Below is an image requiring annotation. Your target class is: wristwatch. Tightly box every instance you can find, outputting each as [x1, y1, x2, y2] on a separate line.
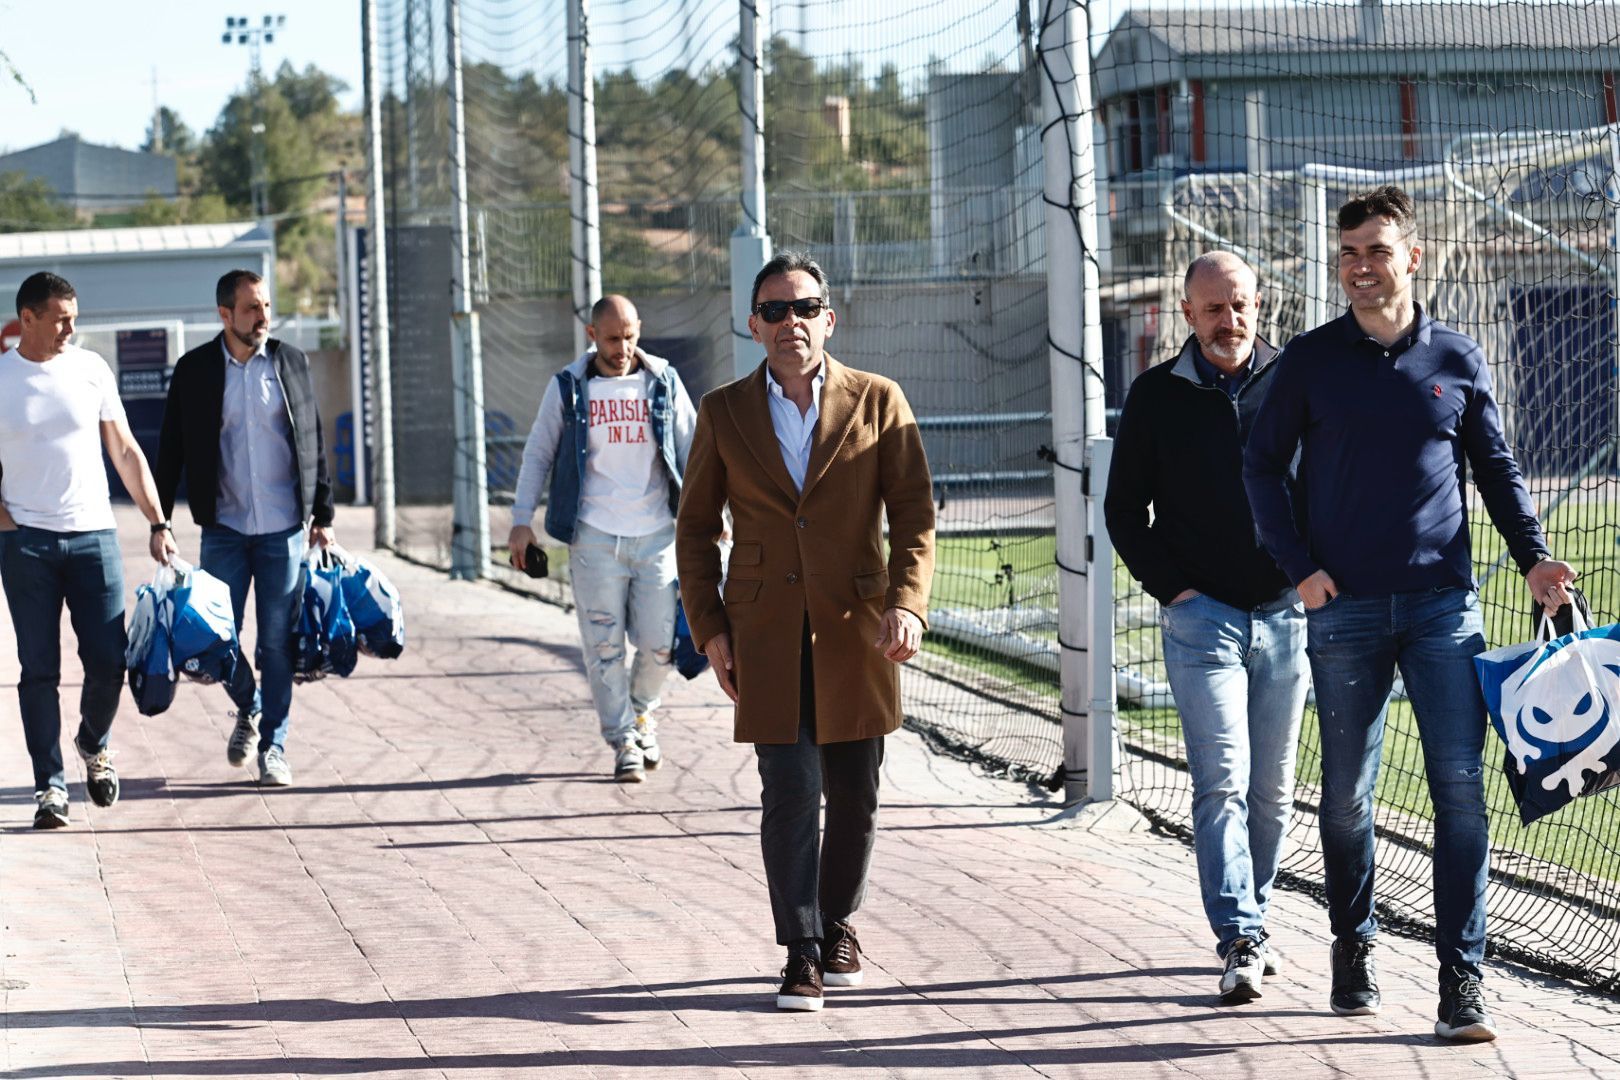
[150, 520, 171, 535]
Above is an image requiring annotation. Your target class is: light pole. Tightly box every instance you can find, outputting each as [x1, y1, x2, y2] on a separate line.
[222, 14, 286, 221]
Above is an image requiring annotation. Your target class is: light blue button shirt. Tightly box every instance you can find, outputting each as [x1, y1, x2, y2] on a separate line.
[217, 339, 301, 535]
[765, 363, 825, 493]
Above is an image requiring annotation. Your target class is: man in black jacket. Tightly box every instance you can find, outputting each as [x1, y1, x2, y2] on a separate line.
[156, 269, 335, 787]
[1104, 251, 1308, 1004]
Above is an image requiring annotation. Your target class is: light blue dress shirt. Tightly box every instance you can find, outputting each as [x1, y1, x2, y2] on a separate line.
[217, 339, 302, 536]
[765, 363, 825, 493]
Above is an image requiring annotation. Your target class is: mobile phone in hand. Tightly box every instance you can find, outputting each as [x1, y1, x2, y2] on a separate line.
[522, 542, 549, 579]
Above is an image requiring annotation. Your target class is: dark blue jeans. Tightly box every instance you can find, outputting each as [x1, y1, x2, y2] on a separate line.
[0, 526, 127, 792]
[200, 524, 303, 753]
[1305, 586, 1490, 977]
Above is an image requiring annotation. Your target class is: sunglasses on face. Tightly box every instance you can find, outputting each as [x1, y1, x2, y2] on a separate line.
[752, 298, 828, 323]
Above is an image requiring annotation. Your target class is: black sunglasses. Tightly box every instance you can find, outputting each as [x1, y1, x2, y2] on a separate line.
[753, 298, 828, 323]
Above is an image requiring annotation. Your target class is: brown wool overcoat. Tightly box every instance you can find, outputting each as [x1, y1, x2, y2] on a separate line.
[675, 356, 936, 745]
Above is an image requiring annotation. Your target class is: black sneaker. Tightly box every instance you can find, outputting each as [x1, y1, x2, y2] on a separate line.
[777, 942, 824, 1011]
[1435, 966, 1497, 1042]
[1330, 938, 1380, 1016]
[75, 738, 119, 809]
[33, 787, 70, 829]
[822, 920, 863, 987]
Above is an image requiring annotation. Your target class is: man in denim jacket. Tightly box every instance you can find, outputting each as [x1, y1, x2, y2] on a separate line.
[508, 295, 697, 781]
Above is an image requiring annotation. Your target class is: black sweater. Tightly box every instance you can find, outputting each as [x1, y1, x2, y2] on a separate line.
[156, 334, 335, 529]
[1104, 335, 1295, 610]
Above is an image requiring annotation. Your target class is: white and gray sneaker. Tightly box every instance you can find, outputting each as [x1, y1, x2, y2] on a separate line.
[1219, 936, 1264, 1003]
[613, 740, 645, 784]
[227, 709, 260, 767]
[634, 714, 662, 770]
[257, 747, 293, 787]
[1258, 937, 1282, 977]
[33, 786, 70, 829]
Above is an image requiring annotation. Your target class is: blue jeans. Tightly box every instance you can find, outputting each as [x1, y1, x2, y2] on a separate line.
[0, 527, 127, 792]
[200, 524, 304, 753]
[1160, 590, 1309, 957]
[568, 520, 677, 746]
[1305, 586, 1490, 977]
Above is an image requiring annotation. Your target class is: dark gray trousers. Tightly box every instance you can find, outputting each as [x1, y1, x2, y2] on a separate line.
[754, 620, 885, 945]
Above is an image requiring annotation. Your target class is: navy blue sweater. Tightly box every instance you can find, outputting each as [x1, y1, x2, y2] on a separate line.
[1243, 307, 1548, 595]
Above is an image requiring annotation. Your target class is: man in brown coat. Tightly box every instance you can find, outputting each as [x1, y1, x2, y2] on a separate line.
[676, 250, 935, 1012]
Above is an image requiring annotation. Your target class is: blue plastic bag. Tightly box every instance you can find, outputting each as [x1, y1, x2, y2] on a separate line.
[672, 590, 708, 680]
[290, 547, 358, 682]
[167, 561, 243, 686]
[337, 552, 406, 660]
[1476, 606, 1620, 825]
[126, 567, 177, 716]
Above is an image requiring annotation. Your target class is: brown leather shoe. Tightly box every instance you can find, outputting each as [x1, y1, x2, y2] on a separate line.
[777, 945, 824, 1011]
[823, 921, 863, 987]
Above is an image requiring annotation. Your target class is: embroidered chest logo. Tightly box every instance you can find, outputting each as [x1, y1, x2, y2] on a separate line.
[1432, 385, 1443, 398]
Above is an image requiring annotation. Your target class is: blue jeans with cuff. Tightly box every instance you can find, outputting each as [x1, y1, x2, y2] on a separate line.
[567, 520, 677, 746]
[1305, 586, 1490, 977]
[200, 524, 304, 753]
[0, 526, 127, 793]
[1160, 589, 1309, 958]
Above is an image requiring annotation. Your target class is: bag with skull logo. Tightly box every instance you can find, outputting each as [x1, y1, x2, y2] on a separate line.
[1475, 591, 1620, 825]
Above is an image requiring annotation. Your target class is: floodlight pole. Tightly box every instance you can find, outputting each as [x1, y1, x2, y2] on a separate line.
[567, 0, 603, 357]
[732, 0, 772, 378]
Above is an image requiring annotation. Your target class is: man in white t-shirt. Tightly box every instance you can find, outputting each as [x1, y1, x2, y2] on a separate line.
[0, 272, 176, 829]
[508, 295, 696, 782]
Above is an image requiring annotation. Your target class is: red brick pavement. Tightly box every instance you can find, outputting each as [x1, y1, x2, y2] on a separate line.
[2, 508, 1619, 1079]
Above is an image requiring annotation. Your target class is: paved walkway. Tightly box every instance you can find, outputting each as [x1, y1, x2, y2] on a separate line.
[3, 509, 1620, 1079]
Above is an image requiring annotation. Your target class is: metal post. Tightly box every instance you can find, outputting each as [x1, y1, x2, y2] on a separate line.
[1041, 0, 1109, 804]
[362, 0, 395, 548]
[447, 0, 490, 580]
[334, 168, 347, 340]
[1301, 167, 1329, 330]
[568, 0, 602, 358]
[1087, 436, 1116, 801]
[1244, 89, 1268, 263]
[404, 0, 420, 211]
[732, 0, 773, 379]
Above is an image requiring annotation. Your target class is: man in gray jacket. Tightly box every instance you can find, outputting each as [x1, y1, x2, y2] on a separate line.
[508, 296, 696, 782]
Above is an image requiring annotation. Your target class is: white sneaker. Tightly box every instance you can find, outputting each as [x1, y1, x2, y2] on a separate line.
[227, 709, 259, 767]
[613, 740, 645, 783]
[1258, 937, 1282, 977]
[257, 747, 293, 787]
[1219, 937, 1264, 1003]
[634, 714, 662, 770]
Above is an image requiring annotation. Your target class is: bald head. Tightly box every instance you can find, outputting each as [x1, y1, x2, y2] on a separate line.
[586, 294, 643, 376]
[1179, 251, 1262, 373]
[1182, 251, 1256, 298]
[590, 294, 638, 326]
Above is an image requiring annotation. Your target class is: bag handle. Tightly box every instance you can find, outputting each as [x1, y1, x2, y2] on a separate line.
[1537, 602, 1591, 641]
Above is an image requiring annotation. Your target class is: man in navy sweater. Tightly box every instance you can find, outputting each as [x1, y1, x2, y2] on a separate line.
[1106, 252, 1308, 1004]
[1244, 185, 1577, 1042]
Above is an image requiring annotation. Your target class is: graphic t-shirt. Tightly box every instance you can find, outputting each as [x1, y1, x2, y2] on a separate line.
[0, 345, 125, 531]
[576, 370, 671, 537]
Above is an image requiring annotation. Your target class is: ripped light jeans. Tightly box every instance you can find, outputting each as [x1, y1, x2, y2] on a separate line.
[568, 520, 678, 747]
[1306, 585, 1490, 976]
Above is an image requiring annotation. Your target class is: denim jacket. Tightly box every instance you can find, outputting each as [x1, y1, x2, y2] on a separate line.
[511, 349, 697, 544]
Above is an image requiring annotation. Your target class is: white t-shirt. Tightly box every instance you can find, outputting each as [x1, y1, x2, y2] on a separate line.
[0, 345, 125, 532]
[576, 370, 672, 538]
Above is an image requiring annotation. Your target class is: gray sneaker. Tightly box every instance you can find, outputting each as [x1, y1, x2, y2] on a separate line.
[634, 714, 662, 770]
[33, 786, 69, 829]
[1219, 937, 1264, 1003]
[1258, 937, 1282, 977]
[613, 740, 645, 784]
[227, 709, 260, 767]
[257, 747, 293, 787]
